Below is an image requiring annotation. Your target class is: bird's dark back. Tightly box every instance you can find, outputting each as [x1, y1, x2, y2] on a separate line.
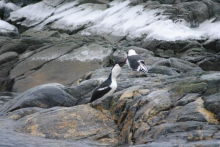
[89, 74, 112, 102]
[128, 55, 142, 70]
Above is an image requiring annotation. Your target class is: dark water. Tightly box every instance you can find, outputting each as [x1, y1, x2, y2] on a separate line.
[0, 93, 108, 147]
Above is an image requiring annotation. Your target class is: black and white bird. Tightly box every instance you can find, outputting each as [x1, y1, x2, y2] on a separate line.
[90, 61, 125, 103]
[126, 49, 148, 73]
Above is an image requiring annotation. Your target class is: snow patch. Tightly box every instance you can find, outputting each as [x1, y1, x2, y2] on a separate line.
[0, 19, 17, 33]
[5, 2, 20, 10]
[10, 2, 55, 27]
[8, 0, 220, 41]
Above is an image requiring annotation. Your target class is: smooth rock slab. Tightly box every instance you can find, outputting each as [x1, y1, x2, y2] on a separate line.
[13, 105, 119, 145]
[0, 83, 77, 115]
[10, 41, 113, 92]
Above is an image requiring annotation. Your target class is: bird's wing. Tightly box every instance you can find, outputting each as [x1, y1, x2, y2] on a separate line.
[127, 55, 143, 70]
[138, 60, 148, 73]
[90, 80, 111, 102]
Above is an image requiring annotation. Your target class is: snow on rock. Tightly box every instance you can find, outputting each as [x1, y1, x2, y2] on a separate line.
[0, 19, 18, 33]
[59, 43, 113, 62]
[8, 0, 220, 41]
[3, 2, 20, 19]
[9, 1, 56, 27]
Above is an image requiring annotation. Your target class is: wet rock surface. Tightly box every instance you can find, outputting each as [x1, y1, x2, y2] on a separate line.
[0, 0, 220, 146]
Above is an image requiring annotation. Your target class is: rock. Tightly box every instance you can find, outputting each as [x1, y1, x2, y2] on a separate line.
[175, 1, 209, 25]
[0, 36, 12, 49]
[88, 70, 220, 145]
[152, 58, 203, 73]
[203, 93, 220, 120]
[203, 39, 220, 53]
[0, 52, 18, 91]
[167, 98, 218, 123]
[0, 39, 27, 54]
[200, 72, 220, 95]
[0, 1, 5, 19]
[0, 51, 18, 78]
[0, 83, 77, 116]
[0, 66, 220, 146]
[148, 65, 179, 76]
[4, 0, 42, 7]
[176, 93, 201, 106]
[0, 119, 107, 147]
[0, 37, 51, 54]
[13, 105, 119, 145]
[3, 2, 20, 19]
[0, 20, 19, 38]
[197, 56, 220, 71]
[6, 107, 44, 120]
[0, 51, 18, 66]
[10, 39, 113, 92]
[22, 30, 61, 38]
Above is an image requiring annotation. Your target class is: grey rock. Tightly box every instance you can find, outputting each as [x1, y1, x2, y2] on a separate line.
[150, 65, 179, 75]
[0, 51, 18, 66]
[13, 105, 119, 145]
[0, 83, 77, 116]
[152, 58, 203, 73]
[0, 52, 18, 91]
[4, 0, 42, 7]
[5, 107, 44, 120]
[0, 37, 12, 49]
[11, 42, 112, 92]
[0, 37, 51, 54]
[22, 30, 61, 38]
[197, 57, 220, 71]
[176, 93, 201, 106]
[203, 93, 220, 120]
[3, 2, 20, 19]
[0, 20, 19, 38]
[0, 1, 5, 19]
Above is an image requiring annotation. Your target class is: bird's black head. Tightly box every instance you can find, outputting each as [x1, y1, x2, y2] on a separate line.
[115, 58, 126, 67]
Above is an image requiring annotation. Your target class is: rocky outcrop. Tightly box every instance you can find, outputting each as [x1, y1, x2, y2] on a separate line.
[8, 35, 113, 92]
[0, 83, 77, 116]
[6, 0, 220, 40]
[0, 0, 220, 146]
[0, 68, 220, 146]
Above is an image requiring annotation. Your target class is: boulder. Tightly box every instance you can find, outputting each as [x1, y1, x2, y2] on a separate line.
[0, 20, 19, 38]
[13, 105, 119, 145]
[0, 83, 77, 116]
[4, 0, 42, 7]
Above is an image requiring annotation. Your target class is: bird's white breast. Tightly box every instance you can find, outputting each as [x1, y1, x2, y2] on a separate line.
[105, 80, 117, 97]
